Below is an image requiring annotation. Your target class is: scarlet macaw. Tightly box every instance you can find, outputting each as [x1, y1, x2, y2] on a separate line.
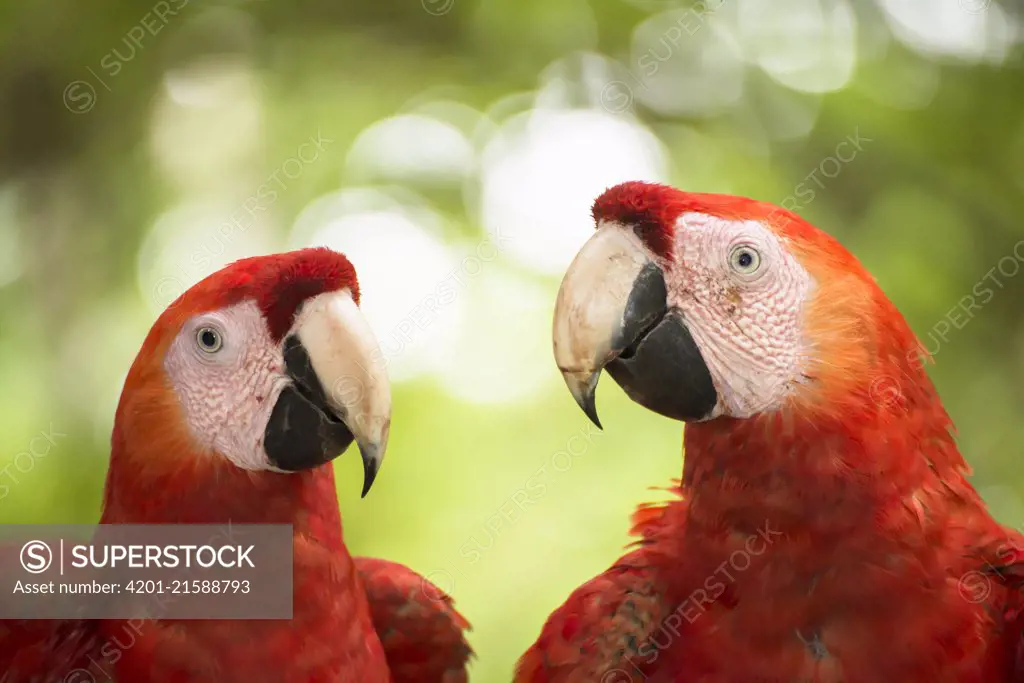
[3, 248, 471, 683]
[516, 181, 1024, 683]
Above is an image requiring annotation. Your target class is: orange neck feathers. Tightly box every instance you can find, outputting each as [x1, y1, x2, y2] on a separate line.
[673, 200, 979, 537]
[103, 425, 344, 539]
[95, 248, 392, 681]
[100, 309, 382, 681]
[681, 254, 977, 543]
[100, 247, 363, 540]
[101, 328, 345, 546]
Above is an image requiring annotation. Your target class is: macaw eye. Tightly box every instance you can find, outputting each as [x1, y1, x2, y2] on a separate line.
[729, 245, 761, 275]
[195, 326, 223, 353]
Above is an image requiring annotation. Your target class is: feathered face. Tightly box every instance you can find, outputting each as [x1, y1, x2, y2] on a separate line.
[118, 248, 390, 497]
[554, 181, 892, 425]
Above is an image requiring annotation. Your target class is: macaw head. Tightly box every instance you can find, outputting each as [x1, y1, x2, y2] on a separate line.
[105, 247, 390, 522]
[552, 181, 931, 428]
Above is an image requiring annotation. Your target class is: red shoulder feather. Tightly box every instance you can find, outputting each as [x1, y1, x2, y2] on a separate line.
[355, 557, 472, 683]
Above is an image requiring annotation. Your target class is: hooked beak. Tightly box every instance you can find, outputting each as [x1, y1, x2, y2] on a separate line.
[552, 226, 717, 427]
[264, 289, 391, 497]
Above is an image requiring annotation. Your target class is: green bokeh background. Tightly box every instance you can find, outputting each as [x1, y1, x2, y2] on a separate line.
[1, 0, 1022, 680]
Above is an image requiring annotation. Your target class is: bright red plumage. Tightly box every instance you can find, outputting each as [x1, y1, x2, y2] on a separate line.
[518, 184, 1024, 682]
[1, 248, 471, 682]
[356, 557, 473, 683]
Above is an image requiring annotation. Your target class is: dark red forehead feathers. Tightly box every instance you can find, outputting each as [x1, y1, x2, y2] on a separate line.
[591, 181, 690, 261]
[177, 247, 360, 342]
[591, 181, 781, 261]
[256, 248, 359, 341]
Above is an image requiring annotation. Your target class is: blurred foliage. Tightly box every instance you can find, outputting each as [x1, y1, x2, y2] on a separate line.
[0, 0, 1022, 680]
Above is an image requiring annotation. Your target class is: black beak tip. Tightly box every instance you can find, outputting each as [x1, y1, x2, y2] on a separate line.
[568, 373, 603, 430]
[581, 395, 603, 430]
[360, 454, 379, 498]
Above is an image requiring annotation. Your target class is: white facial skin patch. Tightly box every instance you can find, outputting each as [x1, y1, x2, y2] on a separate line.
[667, 213, 815, 419]
[163, 300, 291, 471]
